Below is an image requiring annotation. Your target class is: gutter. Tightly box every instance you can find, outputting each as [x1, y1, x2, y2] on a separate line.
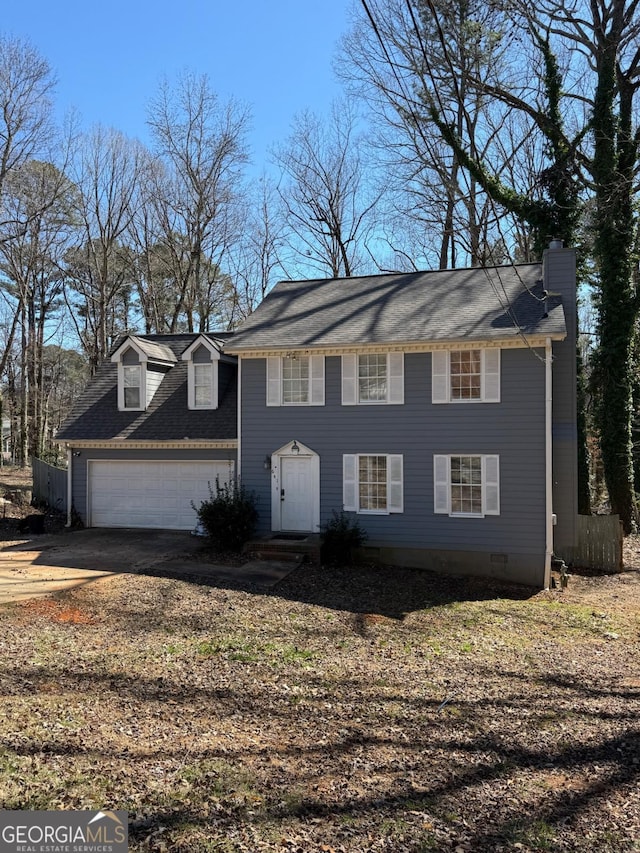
[236, 357, 242, 480]
[544, 337, 553, 590]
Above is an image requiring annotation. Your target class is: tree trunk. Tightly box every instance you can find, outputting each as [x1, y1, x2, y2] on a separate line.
[592, 28, 638, 533]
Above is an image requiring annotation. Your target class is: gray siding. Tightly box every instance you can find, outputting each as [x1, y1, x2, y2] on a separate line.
[70, 446, 237, 526]
[193, 344, 211, 363]
[240, 349, 547, 583]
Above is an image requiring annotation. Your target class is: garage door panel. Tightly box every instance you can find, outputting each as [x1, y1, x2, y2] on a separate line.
[89, 460, 234, 529]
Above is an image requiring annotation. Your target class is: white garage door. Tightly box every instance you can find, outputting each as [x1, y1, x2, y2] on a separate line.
[89, 460, 235, 530]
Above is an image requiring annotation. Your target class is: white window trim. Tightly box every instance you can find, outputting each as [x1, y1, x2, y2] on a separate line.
[117, 362, 145, 412]
[266, 355, 325, 406]
[341, 352, 404, 405]
[181, 337, 221, 410]
[433, 454, 500, 517]
[186, 360, 218, 410]
[432, 348, 500, 403]
[343, 453, 403, 514]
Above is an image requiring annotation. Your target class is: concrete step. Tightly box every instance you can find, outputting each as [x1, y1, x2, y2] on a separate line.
[246, 549, 305, 563]
[244, 533, 321, 563]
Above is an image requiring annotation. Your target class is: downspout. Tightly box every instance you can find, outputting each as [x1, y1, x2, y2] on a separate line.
[236, 358, 242, 481]
[544, 337, 553, 590]
[65, 445, 72, 527]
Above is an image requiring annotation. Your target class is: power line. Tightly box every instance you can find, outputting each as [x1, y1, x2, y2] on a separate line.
[360, 0, 549, 361]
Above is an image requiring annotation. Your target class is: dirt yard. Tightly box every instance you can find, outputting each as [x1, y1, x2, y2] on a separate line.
[1, 465, 639, 851]
[0, 549, 638, 851]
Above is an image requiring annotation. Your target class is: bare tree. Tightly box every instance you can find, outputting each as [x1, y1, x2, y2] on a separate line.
[339, 0, 516, 268]
[347, 0, 640, 527]
[273, 100, 380, 278]
[64, 126, 145, 372]
[0, 160, 78, 462]
[339, 0, 562, 267]
[227, 174, 288, 322]
[145, 72, 250, 332]
[0, 35, 56, 241]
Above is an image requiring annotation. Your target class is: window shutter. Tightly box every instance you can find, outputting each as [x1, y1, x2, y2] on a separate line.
[342, 354, 357, 405]
[433, 455, 450, 514]
[432, 351, 449, 403]
[387, 454, 404, 512]
[483, 455, 500, 515]
[343, 454, 358, 511]
[483, 349, 501, 402]
[388, 352, 404, 404]
[310, 355, 325, 405]
[266, 357, 281, 406]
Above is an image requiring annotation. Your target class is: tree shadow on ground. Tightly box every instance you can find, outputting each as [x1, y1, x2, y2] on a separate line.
[145, 558, 535, 621]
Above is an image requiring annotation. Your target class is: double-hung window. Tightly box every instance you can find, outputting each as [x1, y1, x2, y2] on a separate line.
[266, 355, 325, 406]
[182, 338, 220, 410]
[433, 454, 500, 517]
[342, 353, 404, 404]
[358, 354, 388, 402]
[343, 453, 403, 514]
[432, 348, 500, 403]
[123, 365, 142, 410]
[193, 363, 214, 407]
[282, 355, 310, 403]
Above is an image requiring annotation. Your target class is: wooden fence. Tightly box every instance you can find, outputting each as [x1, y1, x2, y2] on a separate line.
[572, 514, 623, 572]
[31, 457, 67, 514]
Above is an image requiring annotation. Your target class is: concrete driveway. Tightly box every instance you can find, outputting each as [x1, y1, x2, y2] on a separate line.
[0, 528, 296, 605]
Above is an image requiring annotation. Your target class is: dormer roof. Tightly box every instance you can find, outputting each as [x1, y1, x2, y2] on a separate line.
[57, 333, 237, 443]
[110, 335, 176, 365]
[181, 334, 223, 361]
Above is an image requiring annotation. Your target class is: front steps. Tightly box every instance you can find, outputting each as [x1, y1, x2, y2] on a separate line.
[244, 533, 321, 564]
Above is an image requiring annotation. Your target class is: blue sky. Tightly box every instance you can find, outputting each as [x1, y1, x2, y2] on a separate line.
[3, 1, 354, 171]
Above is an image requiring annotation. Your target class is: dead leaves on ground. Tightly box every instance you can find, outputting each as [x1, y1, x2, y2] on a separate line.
[1, 560, 640, 852]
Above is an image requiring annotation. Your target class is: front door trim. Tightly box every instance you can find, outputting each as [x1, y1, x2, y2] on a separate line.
[270, 439, 320, 533]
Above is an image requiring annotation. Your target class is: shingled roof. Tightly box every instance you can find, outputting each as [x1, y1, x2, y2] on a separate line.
[56, 334, 237, 443]
[226, 263, 566, 352]
[125, 336, 176, 364]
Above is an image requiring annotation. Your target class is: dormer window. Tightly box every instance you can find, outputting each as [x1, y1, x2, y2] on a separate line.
[115, 347, 146, 412]
[111, 335, 176, 412]
[181, 337, 221, 410]
[194, 362, 213, 407]
[123, 365, 141, 409]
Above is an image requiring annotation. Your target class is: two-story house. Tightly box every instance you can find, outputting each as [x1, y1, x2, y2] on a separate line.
[226, 243, 578, 588]
[56, 245, 578, 588]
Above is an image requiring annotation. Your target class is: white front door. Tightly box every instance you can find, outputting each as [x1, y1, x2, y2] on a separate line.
[271, 440, 320, 533]
[280, 456, 314, 531]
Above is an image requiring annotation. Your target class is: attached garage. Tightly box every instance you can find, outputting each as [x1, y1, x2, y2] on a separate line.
[88, 460, 234, 530]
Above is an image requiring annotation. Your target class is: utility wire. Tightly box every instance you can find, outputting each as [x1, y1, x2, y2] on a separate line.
[360, 0, 558, 362]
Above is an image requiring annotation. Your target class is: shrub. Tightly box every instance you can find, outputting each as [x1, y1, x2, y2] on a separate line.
[193, 479, 258, 552]
[320, 510, 368, 565]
